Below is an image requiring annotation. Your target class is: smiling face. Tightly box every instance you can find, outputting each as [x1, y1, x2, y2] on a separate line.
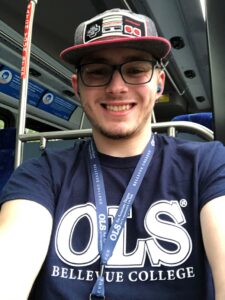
[72, 47, 165, 141]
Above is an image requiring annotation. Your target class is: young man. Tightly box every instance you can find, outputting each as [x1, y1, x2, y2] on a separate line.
[0, 8, 225, 300]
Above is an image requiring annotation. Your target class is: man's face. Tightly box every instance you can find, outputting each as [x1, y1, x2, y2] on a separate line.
[72, 47, 165, 140]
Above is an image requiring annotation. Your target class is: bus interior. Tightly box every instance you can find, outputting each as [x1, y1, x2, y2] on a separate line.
[0, 0, 225, 189]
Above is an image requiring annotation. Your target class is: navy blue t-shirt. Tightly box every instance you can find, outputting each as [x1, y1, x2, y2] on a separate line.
[1, 134, 225, 300]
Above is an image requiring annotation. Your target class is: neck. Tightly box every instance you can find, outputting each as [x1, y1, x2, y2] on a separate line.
[92, 124, 152, 157]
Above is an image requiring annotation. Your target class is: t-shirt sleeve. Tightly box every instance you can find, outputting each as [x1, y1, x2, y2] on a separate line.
[0, 153, 56, 215]
[199, 141, 225, 208]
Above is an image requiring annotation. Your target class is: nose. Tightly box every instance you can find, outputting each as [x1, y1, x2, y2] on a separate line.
[105, 70, 128, 94]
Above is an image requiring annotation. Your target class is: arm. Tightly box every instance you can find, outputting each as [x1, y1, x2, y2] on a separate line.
[200, 196, 225, 300]
[0, 199, 53, 300]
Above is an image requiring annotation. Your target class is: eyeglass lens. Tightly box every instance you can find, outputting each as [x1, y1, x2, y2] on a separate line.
[79, 61, 156, 87]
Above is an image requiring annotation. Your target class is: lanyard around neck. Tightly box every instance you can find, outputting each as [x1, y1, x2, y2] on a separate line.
[88, 135, 155, 299]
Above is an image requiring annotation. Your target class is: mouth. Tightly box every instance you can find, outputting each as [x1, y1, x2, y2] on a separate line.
[102, 103, 135, 112]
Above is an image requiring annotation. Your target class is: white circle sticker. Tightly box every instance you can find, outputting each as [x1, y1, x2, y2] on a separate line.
[42, 92, 54, 105]
[0, 70, 13, 84]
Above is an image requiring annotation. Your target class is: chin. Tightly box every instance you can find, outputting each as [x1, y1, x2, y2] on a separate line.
[98, 127, 137, 140]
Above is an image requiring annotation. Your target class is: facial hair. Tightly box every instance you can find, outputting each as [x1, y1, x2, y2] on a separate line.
[82, 103, 152, 141]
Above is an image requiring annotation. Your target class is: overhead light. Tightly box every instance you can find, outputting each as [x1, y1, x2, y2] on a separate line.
[200, 0, 206, 21]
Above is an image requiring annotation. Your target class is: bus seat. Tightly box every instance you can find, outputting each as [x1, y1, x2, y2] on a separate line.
[0, 127, 16, 191]
[172, 113, 213, 130]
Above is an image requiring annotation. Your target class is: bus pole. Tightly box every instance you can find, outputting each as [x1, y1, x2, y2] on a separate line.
[14, 0, 38, 168]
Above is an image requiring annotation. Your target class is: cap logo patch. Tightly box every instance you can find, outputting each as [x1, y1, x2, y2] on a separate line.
[86, 24, 101, 39]
[84, 13, 147, 43]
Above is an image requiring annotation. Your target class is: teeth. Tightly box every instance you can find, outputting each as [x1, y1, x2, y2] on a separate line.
[106, 104, 131, 112]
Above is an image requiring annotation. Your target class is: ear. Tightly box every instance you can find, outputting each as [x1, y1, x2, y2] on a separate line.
[156, 70, 166, 98]
[71, 74, 80, 98]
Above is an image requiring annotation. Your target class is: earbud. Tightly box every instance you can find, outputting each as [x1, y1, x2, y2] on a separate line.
[157, 85, 161, 93]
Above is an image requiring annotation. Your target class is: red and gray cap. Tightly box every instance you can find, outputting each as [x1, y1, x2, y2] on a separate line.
[60, 8, 171, 66]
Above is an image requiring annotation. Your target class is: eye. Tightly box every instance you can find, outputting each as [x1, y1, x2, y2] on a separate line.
[84, 64, 110, 77]
[124, 62, 152, 77]
[126, 67, 145, 74]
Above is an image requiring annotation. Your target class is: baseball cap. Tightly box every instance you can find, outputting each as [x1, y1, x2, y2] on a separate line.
[60, 8, 171, 66]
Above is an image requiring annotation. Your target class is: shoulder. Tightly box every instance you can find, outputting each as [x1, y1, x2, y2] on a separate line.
[155, 134, 225, 158]
[7, 139, 90, 194]
[22, 138, 90, 170]
[0, 139, 91, 213]
[155, 134, 225, 184]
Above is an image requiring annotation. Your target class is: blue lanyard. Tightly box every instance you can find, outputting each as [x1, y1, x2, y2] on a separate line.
[88, 134, 155, 299]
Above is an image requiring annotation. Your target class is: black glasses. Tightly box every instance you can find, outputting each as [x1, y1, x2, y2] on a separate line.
[77, 60, 160, 87]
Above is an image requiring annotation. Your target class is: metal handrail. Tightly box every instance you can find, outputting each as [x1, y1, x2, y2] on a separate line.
[151, 121, 214, 140]
[19, 121, 214, 143]
[14, 0, 38, 168]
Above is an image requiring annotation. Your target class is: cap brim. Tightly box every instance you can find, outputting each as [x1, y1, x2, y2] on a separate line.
[60, 36, 171, 65]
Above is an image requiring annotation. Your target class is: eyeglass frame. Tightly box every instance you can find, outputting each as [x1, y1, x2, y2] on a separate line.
[76, 60, 161, 87]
